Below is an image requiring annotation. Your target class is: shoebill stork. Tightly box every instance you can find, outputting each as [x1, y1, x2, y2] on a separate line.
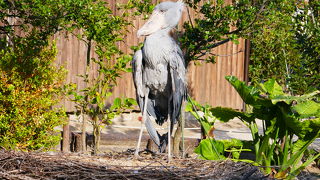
[132, 1, 186, 160]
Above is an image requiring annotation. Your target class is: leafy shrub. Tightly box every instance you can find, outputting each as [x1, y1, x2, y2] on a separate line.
[194, 138, 251, 161]
[1, 0, 151, 153]
[211, 76, 319, 178]
[181, 0, 319, 94]
[59, 0, 156, 154]
[248, 1, 320, 94]
[187, 76, 319, 178]
[0, 45, 66, 151]
[186, 99, 251, 161]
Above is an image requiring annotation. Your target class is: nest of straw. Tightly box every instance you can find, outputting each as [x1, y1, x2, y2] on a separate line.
[0, 149, 269, 180]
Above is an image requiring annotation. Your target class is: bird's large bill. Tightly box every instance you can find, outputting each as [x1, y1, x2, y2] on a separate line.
[137, 11, 166, 37]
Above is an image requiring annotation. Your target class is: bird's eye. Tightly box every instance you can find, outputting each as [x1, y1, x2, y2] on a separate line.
[159, 10, 165, 13]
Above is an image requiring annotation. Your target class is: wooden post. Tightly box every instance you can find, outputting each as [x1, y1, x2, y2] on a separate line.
[62, 118, 70, 153]
[74, 133, 82, 152]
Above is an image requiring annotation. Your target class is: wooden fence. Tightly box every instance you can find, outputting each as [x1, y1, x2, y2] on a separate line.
[54, 0, 248, 112]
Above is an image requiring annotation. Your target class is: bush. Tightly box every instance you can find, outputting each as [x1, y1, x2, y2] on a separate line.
[248, 1, 320, 94]
[0, 44, 66, 151]
[0, 0, 150, 152]
[211, 76, 320, 178]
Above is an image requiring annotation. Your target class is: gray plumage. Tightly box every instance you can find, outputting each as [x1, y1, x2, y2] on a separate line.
[132, 1, 187, 154]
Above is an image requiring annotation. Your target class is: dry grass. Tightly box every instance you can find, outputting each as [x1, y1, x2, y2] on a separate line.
[0, 149, 267, 180]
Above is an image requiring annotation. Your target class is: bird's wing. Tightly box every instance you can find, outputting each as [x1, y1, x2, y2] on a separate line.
[167, 46, 187, 124]
[132, 49, 158, 118]
[132, 50, 162, 149]
[132, 50, 144, 98]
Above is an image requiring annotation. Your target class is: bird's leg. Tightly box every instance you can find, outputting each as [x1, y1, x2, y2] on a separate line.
[167, 69, 176, 162]
[134, 119, 144, 158]
[167, 95, 173, 162]
[134, 90, 149, 158]
[167, 113, 171, 162]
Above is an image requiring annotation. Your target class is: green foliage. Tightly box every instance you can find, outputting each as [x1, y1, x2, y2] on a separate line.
[136, 0, 319, 93]
[181, 0, 319, 94]
[0, 0, 144, 152]
[107, 97, 137, 121]
[194, 138, 252, 161]
[0, 0, 81, 151]
[248, 0, 320, 94]
[186, 98, 252, 161]
[186, 98, 217, 135]
[120, 0, 155, 19]
[60, 0, 144, 154]
[211, 76, 320, 178]
[194, 138, 225, 160]
[187, 75, 319, 178]
[0, 45, 66, 151]
[182, 0, 259, 64]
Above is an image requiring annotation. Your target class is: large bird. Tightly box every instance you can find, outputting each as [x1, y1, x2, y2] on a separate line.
[132, 0, 187, 159]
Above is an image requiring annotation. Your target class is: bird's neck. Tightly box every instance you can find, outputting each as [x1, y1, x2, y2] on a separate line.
[147, 27, 173, 39]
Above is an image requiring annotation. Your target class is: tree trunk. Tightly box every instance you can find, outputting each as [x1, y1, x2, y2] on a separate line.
[92, 116, 100, 155]
[82, 40, 91, 152]
[81, 111, 86, 152]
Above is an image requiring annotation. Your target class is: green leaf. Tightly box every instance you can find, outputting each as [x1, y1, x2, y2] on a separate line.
[210, 106, 254, 123]
[278, 104, 320, 139]
[185, 101, 194, 112]
[113, 97, 122, 108]
[290, 152, 320, 178]
[260, 79, 284, 96]
[271, 90, 320, 105]
[7, 84, 15, 91]
[194, 139, 225, 160]
[225, 76, 271, 107]
[91, 97, 97, 104]
[292, 100, 320, 118]
[282, 137, 316, 173]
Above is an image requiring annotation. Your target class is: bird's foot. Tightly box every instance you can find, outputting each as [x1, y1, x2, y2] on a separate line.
[167, 155, 172, 163]
[134, 151, 141, 159]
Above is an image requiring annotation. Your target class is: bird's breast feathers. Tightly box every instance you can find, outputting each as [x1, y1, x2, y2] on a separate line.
[144, 64, 169, 92]
[141, 33, 186, 93]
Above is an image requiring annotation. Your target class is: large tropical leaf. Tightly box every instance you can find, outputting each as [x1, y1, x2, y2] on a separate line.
[280, 106, 320, 139]
[225, 76, 260, 105]
[292, 100, 320, 118]
[210, 106, 254, 123]
[225, 76, 273, 107]
[271, 90, 320, 105]
[194, 139, 225, 160]
[299, 118, 320, 139]
[259, 79, 284, 97]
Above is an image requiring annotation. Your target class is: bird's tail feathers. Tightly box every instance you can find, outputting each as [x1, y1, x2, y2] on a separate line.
[159, 133, 168, 153]
[145, 115, 161, 147]
[145, 114, 173, 153]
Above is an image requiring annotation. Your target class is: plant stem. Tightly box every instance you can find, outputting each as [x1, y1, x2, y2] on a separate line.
[81, 110, 86, 152]
[92, 115, 100, 155]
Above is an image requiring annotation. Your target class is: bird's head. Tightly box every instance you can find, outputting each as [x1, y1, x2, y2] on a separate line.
[137, 0, 185, 37]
